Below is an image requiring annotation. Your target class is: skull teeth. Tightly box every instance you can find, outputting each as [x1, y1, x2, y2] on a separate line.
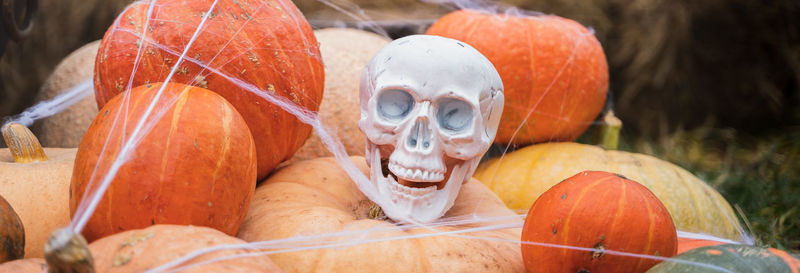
[388, 162, 445, 183]
[387, 174, 436, 198]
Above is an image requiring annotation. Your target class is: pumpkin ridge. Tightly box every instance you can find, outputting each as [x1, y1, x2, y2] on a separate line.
[559, 175, 613, 258]
[606, 176, 627, 253]
[158, 88, 189, 182]
[669, 161, 706, 232]
[634, 185, 655, 270]
[210, 99, 234, 186]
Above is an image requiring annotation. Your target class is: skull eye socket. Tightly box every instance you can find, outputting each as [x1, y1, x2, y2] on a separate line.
[377, 89, 414, 121]
[436, 98, 473, 132]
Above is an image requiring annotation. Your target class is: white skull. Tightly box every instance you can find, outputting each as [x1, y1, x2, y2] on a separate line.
[358, 35, 504, 223]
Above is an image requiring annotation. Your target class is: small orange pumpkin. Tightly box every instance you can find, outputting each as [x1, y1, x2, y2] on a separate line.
[71, 82, 256, 242]
[522, 171, 677, 273]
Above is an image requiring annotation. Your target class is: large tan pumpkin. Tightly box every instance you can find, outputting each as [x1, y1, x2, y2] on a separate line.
[0, 123, 72, 258]
[31, 41, 100, 148]
[238, 156, 524, 273]
[0, 258, 45, 273]
[89, 225, 280, 273]
[0, 225, 283, 273]
[473, 142, 747, 241]
[289, 28, 390, 161]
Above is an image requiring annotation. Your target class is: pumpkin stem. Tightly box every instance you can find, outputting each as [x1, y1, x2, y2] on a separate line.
[44, 228, 95, 273]
[597, 110, 621, 150]
[368, 204, 389, 221]
[1, 122, 48, 163]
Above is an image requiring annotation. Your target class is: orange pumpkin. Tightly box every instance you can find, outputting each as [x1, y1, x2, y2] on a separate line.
[522, 171, 677, 273]
[427, 10, 608, 145]
[70, 82, 256, 242]
[94, 0, 325, 179]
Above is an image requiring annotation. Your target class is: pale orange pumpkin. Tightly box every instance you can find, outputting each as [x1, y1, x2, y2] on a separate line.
[289, 28, 390, 161]
[1, 123, 73, 258]
[237, 156, 524, 273]
[89, 225, 280, 273]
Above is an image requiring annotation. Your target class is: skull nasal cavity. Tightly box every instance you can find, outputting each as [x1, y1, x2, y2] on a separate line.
[407, 119, 432, 151]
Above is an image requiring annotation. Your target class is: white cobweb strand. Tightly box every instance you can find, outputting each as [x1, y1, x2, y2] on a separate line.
[2, 79, 93, 127]
[70, 0, 221, 234]
[34, 0, 750, 272]
[104, 27, 393, 222]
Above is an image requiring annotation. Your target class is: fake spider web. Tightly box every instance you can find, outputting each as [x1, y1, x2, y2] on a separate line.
[1, 0, 753, 272]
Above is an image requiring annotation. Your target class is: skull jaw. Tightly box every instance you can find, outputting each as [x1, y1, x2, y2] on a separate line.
[366, 143, 470, 223]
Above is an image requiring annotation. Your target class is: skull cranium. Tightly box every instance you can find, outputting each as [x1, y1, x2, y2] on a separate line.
[358, 35, 504, 222]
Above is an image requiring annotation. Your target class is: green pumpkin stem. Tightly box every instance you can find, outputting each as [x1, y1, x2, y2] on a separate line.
[597, 110, 622, 150]
[1, 122, 49, 163]
[44, 228, 95, 273]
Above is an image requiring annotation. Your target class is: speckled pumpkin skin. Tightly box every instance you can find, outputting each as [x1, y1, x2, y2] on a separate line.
[427, 10, 608, 145]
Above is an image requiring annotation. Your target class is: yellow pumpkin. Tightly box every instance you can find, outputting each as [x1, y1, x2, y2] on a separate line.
[474, 141, 746, 241]
[0, 123, 72, 258]
[290, 28, 390, 161]
[238, 156, 524, 273]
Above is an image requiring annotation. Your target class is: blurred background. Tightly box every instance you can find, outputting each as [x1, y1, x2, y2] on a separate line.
[0, 0, 797, 250]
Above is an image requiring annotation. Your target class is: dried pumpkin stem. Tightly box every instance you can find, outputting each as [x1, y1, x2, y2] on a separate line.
[368, 204, 389, 221]
[1, 122, 48, 163]
[44, 228, 94, 273]
[597, 110, 622, 150]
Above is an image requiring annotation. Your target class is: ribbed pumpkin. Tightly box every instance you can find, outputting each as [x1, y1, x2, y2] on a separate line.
[89, 225, 281, 273]
[0, 123, 73, 258]
[647, 244, 800, 272]
[0, 226, 283, 273]
[522, 171, 677, 273]
[71, 82, 256, 242]
[237, 157, 525, 273]
[473, 142, 746, 241]
[426, 10, 608, 145]
[289, 28, 390, 161]
[31, 40, 100, 148]
[94, 0, 325, 179]
[0, 194, 24, 263]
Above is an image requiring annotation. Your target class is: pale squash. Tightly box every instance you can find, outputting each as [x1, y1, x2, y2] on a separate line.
[0, 258, 45, 273]
[289, 28, 390, 161]
[31, 41, 100, 148]
[0, 123, 73, 258]
[89, 225, 281, 273]
[238, 156, 524, 273]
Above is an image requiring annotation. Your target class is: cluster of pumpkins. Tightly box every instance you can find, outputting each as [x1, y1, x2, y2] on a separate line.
[0, 0, 797, 272]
